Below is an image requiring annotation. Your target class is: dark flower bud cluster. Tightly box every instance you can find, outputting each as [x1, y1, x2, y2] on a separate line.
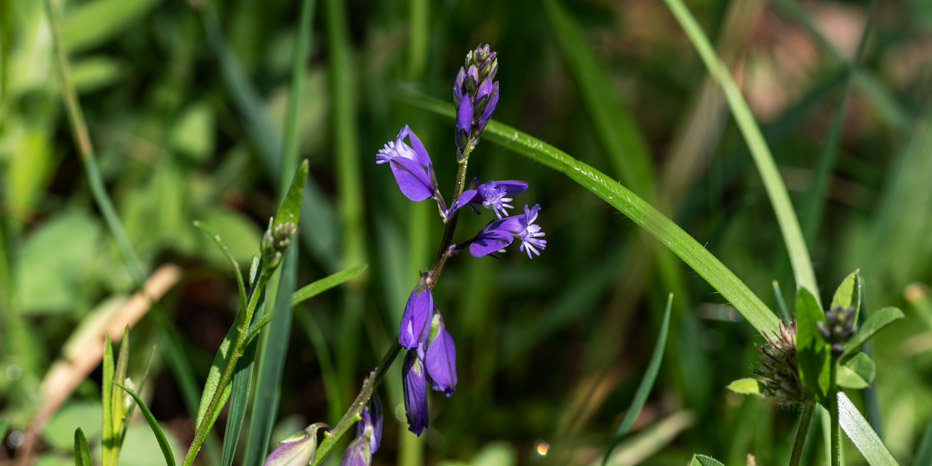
[454, 44, 499, 157]
[818, 305, 855, 357]
[261, 220, 298, 270]
[754, 320, 807, 405]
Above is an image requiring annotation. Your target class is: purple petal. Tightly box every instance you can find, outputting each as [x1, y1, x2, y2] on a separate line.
[454, 67, 465, 105]
[402, 350, 429, 436]
[468, 230, 514, 257]
[356, 394, 382, 453]
[456, 97, 474, 148]
[399, 286, 433, 349]
[339, 435, 371, 466]
[401, 125, 433, 172]
[425, 317, 457, 396]
[476, 78, 493, 107]
[446, 188, 479, 216]
[389, 157, 435, 202]
[479, 82, 499, 130]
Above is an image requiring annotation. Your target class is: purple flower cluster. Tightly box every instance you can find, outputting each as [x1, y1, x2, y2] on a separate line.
[374, 44, 547, 440]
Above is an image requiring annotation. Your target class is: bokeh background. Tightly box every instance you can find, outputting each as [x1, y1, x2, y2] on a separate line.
[3, 0, 932, 464]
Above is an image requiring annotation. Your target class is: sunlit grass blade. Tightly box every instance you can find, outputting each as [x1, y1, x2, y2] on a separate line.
[102, 334, 114, 466]
[602, 294, 673, 465]
[194, 220, 248, 313]
[398, 90, 780, 335]
[291, 264, 368, 307]
[399, 90, 898, 466]
[74, 428, 93, 466]
[662, 0, 819, 305]
[110, 326, 130, 463]
[544, 0, 654, 196]
[115, 382, 177, 466]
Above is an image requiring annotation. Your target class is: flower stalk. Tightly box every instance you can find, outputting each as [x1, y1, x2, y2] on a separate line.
[789, 401, 815, 466]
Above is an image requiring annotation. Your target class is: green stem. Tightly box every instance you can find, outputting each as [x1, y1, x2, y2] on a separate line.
[790, 402, 815, 466]
[829, 358, 840, 466]
[312, 147, 473, 465]
[181, 270, 271, 466]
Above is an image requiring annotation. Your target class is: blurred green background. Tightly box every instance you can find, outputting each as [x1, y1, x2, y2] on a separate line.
[3, 0, 932, 464]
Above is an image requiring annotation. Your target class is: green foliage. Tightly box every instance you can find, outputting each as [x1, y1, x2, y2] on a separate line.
[689, 454, 725, 466]
[832, 270, 862, 324]
[727, 378, 764, 397]
[73, 428, 93, 466]
[838, 352, 876, 389]
[795, 288, 831, 401]
[842, 307, 905, 362]
[115, 382, 176, 466]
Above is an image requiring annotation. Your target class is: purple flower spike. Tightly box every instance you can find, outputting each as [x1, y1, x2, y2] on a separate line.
[339, 434, 371, 466]
[518, 204, 547, 258]
[356, 394, 382, 453]
[402, 350, 429, 436]
[399, 285, 433, 349]
[376, 126, 437, 202]
[456, 96, 473, 154]
[425, 314, 457, 396]
[476, 78, 494, 112]
[454, 67, 465, 105]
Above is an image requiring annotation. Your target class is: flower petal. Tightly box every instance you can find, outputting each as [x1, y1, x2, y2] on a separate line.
[402, 350, 429, 436]
[399, 286, 433, 348]
[389, 157, 435, 202]
[468, 229, 514, 257]
[425, 316, 457, 396]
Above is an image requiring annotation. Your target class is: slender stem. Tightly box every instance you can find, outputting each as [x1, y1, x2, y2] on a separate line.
[790, 402, 815, 466]
[829, 358, 840, 466]
[312, 147, 474, 465]
[181, 270, 270, 466]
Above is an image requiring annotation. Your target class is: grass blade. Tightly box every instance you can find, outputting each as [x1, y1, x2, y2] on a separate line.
[602, 294, 673, 464]
[115, 382, 177, 466]
[102, 334, 114, 466]
[291, 264, 368, 306]
[661, 0, 819, 305]
[74, 428, 93, 466]
[915, 417, 932, 465]
[400, 91, 897, 465]
[544, 0, 654, 196]
[194, 220, 248, 313]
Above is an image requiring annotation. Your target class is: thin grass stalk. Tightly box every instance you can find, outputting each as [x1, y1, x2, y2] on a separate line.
[790, 402, 816, 466]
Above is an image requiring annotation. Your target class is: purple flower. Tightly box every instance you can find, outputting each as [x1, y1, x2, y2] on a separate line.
[467, 204, 547, 258]
[453, 45, 499, 153]
[402, 350, 429, 436]
[399, 285, 433, 349]
[376, 125, 437, 202]
[424, 314, 457, 396]
[356, 394, 382, 453]
[449, 179, 528, 218]
[263, 423, 326, 466]
[339, 434, 371, 466]
[477, 82, 499, 132]
[454, 67, 465, 105]
[456, 96, 473, 155]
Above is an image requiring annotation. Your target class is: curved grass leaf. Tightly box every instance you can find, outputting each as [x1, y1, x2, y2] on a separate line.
[398, 90, 898, 466]
[291, 264, 368, 307]
[115, 382, 176, 466]
[602, 294, 673, 465]
[194, 220, 248, 313]
[74, 428, 93, 466]
[661, 0, 819, 305]
[842, 307, 904, 362]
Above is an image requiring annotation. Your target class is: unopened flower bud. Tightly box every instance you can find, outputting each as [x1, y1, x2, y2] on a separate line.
[264, 423, 327, 466]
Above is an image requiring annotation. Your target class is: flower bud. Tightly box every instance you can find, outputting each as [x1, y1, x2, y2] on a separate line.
[402, 350, 429, 435]
[263, 423, 327, 466]
[356, 393, 382, 453]
[339, 434, 371, 466]
[399, 285, 433, 349]
[424, 314, 457, 396]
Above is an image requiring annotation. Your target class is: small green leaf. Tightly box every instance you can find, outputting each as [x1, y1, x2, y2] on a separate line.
[111, 327, 131, 461]
[102, 334, 115, 466]
[194, 220, 248, 314]
[602, 294, 673, 465]
[838, 393, 899, 465]
[115, 382, 176, 466]
[74, 428, 93, 466]
[291, 264, 368, 307]
[689, 454, 726, 466]
[0, 418, 8, 438]
[837, 352, 875, 389]
[795, 288, 831, 401]
[832, 270, 862, 323]
[273, 160, 309, 227]
[727, 378, 765, 397]
[194, 322, 237, 430]
[842, 307, 904, 361]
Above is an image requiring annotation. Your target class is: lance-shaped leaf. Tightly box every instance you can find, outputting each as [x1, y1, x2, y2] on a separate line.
[833, 270, 862, 323]
[74, 428, 93, 466]
[727, 378, 765, 397]
[795, 288, 831, 401]
[842, 307, 905, 362]
[115, 382, 176, 466]
[273, 160, 309, 228]
[838, 352, 875, 389]
[690, 455, 726, 466]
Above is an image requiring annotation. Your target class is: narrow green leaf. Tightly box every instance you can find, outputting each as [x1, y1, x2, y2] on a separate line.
[838, 393, 899, 465]
[773, 280, 791, 321]
[102, 334, 114, 466]
[115, 382, 176, 466]
[832, 270, 862, 323]
[837, 352, 875, 389]
[195, 320, 236, 430]
[274, 160, 309, 228]
[689, 454, 725, 466]
[661, 0, 820, 305]
[398, 90, 780, 336]
[74, 428, 93, 466]
[602, 294, 673, 465]
[291, 264, 368, 307]
[194, 220, 248, 314]
[111, 326, 131, 461]
[795, 288, 831, 400]
[61, 0, 160, 53]
[0, 418, 8, 438]
[914, 416, 932, 466]
[727, 378, 764, 397]
[544, 0, 654, 196]
[842, 307, 904, 362]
